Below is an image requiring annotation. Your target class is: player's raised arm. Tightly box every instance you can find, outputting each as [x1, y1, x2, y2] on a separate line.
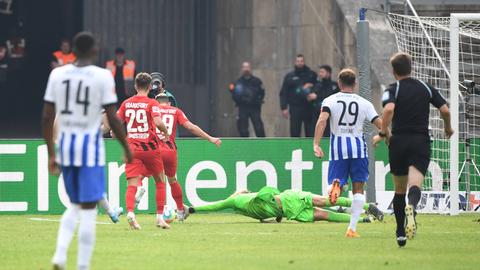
[182, 121, 222, 147]
[105, 104, 132, 162]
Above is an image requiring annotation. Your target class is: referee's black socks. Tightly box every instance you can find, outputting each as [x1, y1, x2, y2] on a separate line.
[408, 185, 422, 209]
[393, 193, 406, 236]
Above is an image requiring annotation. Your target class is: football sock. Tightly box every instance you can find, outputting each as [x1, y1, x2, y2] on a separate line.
[155, 181, 166, 214]
[170, 181, 184, 210]
[393, 193, 406, 236]
[349, 193, 365, 232]
[408, 185, 421, 209]
[326, 196, 351, 208]
[52, 205, 80, 266]
[325, 209, 351, 223]
[125, 186, 137, 213]
[98, 195, 114, 216]
[78, 208, 97, 270]
[194, 197, 236, 212]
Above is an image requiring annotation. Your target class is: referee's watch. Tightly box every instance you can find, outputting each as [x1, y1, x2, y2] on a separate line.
[378, 132, 387, 138]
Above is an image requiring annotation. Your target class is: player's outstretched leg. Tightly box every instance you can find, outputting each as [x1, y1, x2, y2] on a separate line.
[153, 174, 170, 229]
[52, 205, 80, 269]
[314, 195, 384, 221]
[134, 178, 147, 209]
[126, 177, 141, 230]
[98, 193, 123, 223]
[169, 177, 187, 221]
[328, 179, 341, 205]
[189, 196, 236, 213]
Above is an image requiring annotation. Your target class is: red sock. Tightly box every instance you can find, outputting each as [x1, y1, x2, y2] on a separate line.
[170, 181, 184, 210]
[155, 181, 166, 214]
[126, 185, 137, 213]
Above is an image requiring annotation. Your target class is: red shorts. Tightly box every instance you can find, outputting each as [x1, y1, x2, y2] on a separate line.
[161, 147, 177, 177]
[125, 149, 164, 179]
[140, 147, 177, 178]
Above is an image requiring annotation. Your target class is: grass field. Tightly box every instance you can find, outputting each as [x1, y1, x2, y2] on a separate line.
[0, 213, 479, 270]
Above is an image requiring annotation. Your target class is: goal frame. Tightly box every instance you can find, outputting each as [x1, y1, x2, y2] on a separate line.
[449, 13, 480, 216]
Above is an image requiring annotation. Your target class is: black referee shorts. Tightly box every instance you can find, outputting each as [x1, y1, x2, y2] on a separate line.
[388, 134, 431, 176]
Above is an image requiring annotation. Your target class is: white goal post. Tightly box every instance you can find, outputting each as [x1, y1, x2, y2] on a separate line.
[449, 13, 480, 215]
[387, 11, 480, 215]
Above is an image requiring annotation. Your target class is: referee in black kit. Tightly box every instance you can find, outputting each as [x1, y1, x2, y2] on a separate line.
[373, 52, 454, 247]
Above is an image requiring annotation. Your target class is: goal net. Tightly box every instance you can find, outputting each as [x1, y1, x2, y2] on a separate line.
[387, 13, 480, 213]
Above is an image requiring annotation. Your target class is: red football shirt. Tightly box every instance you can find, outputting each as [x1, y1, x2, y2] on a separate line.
[117, 95, 161, 151]
[156, 104, 189, 145]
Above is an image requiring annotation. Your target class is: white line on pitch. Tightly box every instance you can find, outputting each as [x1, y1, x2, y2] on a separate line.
[29, 217, 113, 225]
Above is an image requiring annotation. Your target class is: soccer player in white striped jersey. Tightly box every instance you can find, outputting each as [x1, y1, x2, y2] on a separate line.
[313, 68, 382, 238]
[42, 32, 132, 270]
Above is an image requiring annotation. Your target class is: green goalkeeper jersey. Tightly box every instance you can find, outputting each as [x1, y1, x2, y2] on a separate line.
[236, 187, 283, 220]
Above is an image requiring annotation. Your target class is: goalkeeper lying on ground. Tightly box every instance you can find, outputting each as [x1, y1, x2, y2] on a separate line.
[188, 186, 384, 223]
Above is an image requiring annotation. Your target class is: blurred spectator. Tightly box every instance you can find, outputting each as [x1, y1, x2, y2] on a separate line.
[229, 62, 265, 137]
[106, 47, 136, 106]
[307, 65, 338, 137]
[0, 44, 7, 85]
[50, 38, 76, 69]
[279, 54, 317, 137]
[5, 25, 25, 72]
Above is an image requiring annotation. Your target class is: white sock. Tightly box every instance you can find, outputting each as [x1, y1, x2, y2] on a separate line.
[349, 193, 365, 232]
[98, 196, 114, 216]
[52, 204, 80, 266]
[78, 208, 97, 270]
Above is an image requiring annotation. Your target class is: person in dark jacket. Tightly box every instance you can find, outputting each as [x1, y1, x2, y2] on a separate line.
[280, 54, 317, 137]
[230, 62, 266, 137]
[308, 65, 339, 137]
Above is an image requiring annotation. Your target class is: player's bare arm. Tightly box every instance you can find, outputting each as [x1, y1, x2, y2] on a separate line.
[182, 121, 222, 147]
[438, 104, 453, 138]
[101, 113, 111, 134]
[153, 115, 170, 141]
[105, 104, 133, 163]
[41, 102, 59, 175]
[371, 117, 385, 147]
[376, 102, 395, 145]
[313, 111, 329, 158]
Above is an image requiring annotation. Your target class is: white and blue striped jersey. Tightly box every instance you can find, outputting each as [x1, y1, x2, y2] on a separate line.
[44, 64, 117, 167]
[321, 92, 378, 160]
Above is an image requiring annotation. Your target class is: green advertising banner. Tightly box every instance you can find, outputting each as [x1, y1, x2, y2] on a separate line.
[0, 139, 478, 214]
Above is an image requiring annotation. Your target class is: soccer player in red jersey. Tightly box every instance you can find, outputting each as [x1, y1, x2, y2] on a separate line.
[136, 93, 221, 221]
[116, 73, 171, 229]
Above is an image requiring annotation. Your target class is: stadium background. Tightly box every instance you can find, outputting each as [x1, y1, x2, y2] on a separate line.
[1, 0, 479, 138]
[1, 0, 480, 214]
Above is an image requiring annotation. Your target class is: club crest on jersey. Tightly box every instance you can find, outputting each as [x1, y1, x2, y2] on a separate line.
[382, 91, 390, 102]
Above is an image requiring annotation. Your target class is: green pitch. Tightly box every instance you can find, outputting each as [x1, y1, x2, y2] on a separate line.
[0, 214, 478, 270]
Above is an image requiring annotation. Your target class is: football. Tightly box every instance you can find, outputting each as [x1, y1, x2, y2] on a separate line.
[163, 209, 177, 223]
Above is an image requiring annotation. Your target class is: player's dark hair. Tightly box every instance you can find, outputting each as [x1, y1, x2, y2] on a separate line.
[60, 38, 71, 45]
[296, 54, 304, 59]
[73, 32, 95, 58]
[319, 65, 332, 74]
[135, 73, 152, 91]
[390, 52, 412, 76]
[115, 47, 125, 54]
[338, 68, 356, 87]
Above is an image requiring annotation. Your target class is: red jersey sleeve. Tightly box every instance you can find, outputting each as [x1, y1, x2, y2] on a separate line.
[150, 100, 161, 118]
[176, 108, 189, 125]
